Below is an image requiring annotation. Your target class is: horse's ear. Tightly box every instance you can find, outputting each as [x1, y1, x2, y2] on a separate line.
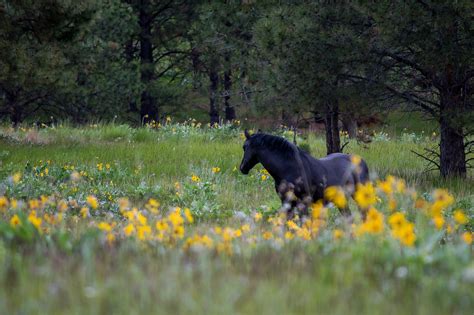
[244, 129, 251, 139]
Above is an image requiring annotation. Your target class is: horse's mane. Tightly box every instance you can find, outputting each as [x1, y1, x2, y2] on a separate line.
[249, 133, 298, 157]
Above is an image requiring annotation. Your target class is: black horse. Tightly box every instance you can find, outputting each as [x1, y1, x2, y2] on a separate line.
[239, 130, 369, 217]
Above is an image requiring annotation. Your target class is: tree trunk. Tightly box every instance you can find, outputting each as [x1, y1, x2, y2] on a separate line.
[6, 90, 22, 126]
[439, 93, 466, 177]
[324, 103, 341, 155]
[341, 113, 358, 138]
[191, 47, 201, 89]
[223, 54, 235, 122]
[331, 102, 341, 152]
[11, 108, 22, 126]
[139, 0, 157, 123]
[209, 60, 220, 125]
[125, 39, 138, 115]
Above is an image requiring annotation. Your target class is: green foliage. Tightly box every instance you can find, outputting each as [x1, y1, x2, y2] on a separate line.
[253, 2, 376, 114]
[0, 0, 95, 123]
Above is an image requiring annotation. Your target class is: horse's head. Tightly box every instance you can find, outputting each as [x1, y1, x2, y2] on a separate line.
[240, 129, 259, 174]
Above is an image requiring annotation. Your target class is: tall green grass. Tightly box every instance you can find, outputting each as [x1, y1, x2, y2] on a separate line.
[0, 124, 472, 315]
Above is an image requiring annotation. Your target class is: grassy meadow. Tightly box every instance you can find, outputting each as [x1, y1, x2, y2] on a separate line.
[0, 122, 473, 315]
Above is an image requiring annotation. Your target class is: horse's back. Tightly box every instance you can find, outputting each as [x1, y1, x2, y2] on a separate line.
[318, 153, 369, 187]
[318, 152, 350, 162]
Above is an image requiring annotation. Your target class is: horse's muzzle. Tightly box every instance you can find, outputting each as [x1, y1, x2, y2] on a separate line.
[240, 164, 249, 174]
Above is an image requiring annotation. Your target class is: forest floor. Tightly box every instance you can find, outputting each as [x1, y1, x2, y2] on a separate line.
[0, 123, 472, 314]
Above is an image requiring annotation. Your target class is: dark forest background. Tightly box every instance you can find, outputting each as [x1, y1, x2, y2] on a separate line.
[0, 0, 473, 177]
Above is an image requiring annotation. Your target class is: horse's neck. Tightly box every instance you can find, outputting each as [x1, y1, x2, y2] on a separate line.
[257, 148, 295, 182]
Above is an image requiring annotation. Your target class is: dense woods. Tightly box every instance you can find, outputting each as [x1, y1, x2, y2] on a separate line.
[1, 0, 473, 177]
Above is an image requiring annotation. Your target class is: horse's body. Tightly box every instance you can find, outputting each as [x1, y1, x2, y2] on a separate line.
[239, 131, 369, 216]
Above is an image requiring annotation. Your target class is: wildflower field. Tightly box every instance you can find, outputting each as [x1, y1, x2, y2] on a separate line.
[0, 123, 473, 315]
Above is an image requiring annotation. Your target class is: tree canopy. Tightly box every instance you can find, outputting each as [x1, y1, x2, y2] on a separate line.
[0, 0, 472, 177]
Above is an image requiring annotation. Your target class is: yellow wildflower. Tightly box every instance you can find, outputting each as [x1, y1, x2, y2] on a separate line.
[145, 198, 160, 213]
[222, 228, 235, 242]
[10, 214, 21, 227]
[86, 195, 98, 209]
[354, 182, 377, 208]
[399, 228, 416, 247]
[447, 224, 454, 234]
[462, 232, 473, 245]
[358, 208, 384, 235]
[453, 210, 468, 225]
[234, 229, 242, 237]
[287, 220, 299, 231]
[137, 212, 148, 226]
[79, 207, 89, 218]
[10, 198, 18, 210]
[156, 220, 169, 232]
[367, 207, 383, 223]
[106, 233, 115, 244]
[254, 212, 262, 222]
[432, 215, 444, 230]
[12, 172, 22, 184]
[97, 222, 112, 232]
[0, 196, 8, 211]
[324, 186, 347, 209]
[191, 174, 200, 182]
[296, 227, 312, 240]
[241, 224, 251, 232]
[216, 241, 233, 255]
[333, 229, 344, 240]
[395, 179, 406, 193]
[212, 167, 221, 174]
[261, 174, 267, 181]
[284, 231, 294, 240]
[388, 198, 397, 211]
[388, 212, 406, 230]
[184, 208, 194, 223]
[168, 208, 184, 226]
[365, 218, 384, 234]
[57, 200, 68, 212]
[184, 234, 214, 250]
[262, 231, 273, 240]
[391, 220, 416, 247]
[430, 189, 454, 216]
[377, 178, 393, 195]
[28, 211, 42, 231]
[310, 202, 327, 221]
[172, 225, 185, 239]
[123, 208, 138, 221]
[260, 169, 269, 175]
[39, 195, 49, 206]
[269, 214, 284, 227]
[137, 225, 152, 240]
